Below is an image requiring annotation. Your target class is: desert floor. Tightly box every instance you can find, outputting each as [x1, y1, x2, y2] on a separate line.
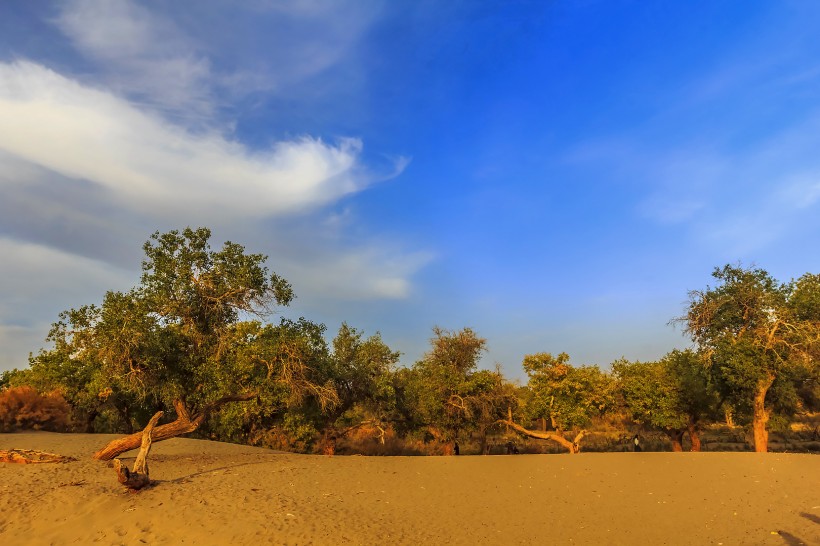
[1, 432, 818, 545]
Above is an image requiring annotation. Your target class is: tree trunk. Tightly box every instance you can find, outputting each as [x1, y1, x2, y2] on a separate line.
[116, 404, 134, 434]
[666, 429, 685, 452]
[113, 411, 162, 490]
[499, 411, 585, 454]
[84, 409, 99, 433]
[320, 431, 337, 456]
[479, 426, 488, 455]
[724, 407, 735, 428]
[687, 420, 702, 452]
[752, 375, 775, 453]
[93, 394, 254, 460]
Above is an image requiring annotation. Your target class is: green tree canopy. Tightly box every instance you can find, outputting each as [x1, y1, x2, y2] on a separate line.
[680, 264, 820, 452]
[30, 227, 334, 459]
[523, 352, 614, 432]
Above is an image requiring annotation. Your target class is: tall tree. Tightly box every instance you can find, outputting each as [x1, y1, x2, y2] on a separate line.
[679, 265, 820, 452]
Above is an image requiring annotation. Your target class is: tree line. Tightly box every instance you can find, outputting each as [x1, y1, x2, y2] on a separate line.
[1, 228, 818, 456]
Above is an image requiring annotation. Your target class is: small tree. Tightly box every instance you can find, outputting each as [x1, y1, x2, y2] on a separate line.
[403, 327, 495, 453]
[663, 350, 721, 451]
[513, 352, 613, 453]
[613, 358, 687, 451]
[322, 324, 400, 445]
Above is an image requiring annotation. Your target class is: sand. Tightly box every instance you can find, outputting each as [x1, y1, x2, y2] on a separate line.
[1, 432, 818, 545]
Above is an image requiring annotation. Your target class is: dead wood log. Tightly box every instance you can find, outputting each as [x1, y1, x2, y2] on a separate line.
[94, 393, 255, 460]
[0, 449, 76, 464]
[113, 411, 163, 490]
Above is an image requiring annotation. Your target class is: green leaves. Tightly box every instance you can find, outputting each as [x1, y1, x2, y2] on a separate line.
[525, 353, 614, 430]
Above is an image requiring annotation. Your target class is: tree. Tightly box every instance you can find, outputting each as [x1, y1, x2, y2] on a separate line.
[679, 265, 820, 452]
[200, 317, 339, 449]
[403, 327, 505, 453]
[318, 323, 401, 450]
[17, 345, 144, 433]
[662, 350, 721, 451]
[612, 351, 719, 452]
[30, 227, 332, 460]
[513, 352, 614, 453]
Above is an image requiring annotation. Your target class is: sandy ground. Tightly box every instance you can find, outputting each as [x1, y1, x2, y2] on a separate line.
[1, 432, 818, 545]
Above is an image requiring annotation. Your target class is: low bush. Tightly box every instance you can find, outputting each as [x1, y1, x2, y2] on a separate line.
[0, 386, 71, 432]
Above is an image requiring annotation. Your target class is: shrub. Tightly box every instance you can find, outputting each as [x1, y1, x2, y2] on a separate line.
[0, 386, 71, 432]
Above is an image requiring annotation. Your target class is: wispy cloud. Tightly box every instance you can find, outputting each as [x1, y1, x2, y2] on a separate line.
[0, 61, 379, 221]
[0, 1, 422, 372]
[51, 0, 379, 119]
[53, 0, 213, 116]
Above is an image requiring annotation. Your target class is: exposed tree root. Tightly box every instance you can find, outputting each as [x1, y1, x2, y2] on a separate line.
[112, 411, 163, 490]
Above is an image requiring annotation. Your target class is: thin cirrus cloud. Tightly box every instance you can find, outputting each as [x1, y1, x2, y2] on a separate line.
[51, 0, 379, 115]
[53, 0, 213, 114]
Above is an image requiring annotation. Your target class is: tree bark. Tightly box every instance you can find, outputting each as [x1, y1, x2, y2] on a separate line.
[687, 420, 702, 452]
[93, 394, 255, 460]
[116, 404, 134, 435]
[666, 428, 685, 452]
[752, 375, 775, 453]
[84, 409, 99, 433]
[113, 411, 162, 490]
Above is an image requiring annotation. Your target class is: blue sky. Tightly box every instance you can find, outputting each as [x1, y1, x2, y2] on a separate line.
[2, 1, 820, 379]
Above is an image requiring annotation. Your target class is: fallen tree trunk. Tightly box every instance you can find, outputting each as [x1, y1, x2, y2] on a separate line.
[94, 394, 254, 460]
[113, 411, 162, 490]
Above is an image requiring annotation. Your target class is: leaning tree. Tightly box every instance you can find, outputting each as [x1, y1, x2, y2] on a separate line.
[37, 227, 331, 460]
[511, 352, 614, 453]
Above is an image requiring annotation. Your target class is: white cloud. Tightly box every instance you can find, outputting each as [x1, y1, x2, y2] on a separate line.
[285, 247, 433, 301]
[51, 0, 380, 116]
[0, 60, 379, 222]
[0, 236, 134, 317]
[0, 236, 137, 370]
[0, 2, 427, 371]
[54, 0, 212, 114]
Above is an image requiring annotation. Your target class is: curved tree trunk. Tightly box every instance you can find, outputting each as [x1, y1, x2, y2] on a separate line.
[752, 375, 775, 453]
[93, 394, 254, 460]
[499, 418, 586, 454]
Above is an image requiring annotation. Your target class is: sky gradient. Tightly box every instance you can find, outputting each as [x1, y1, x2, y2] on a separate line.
[2, 1, 820, 379]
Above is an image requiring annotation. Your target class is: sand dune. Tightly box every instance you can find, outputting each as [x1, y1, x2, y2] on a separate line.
[1, 432, 818, 545]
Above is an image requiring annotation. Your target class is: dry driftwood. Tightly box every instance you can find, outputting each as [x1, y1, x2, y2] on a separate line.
[113, 411, 163, 490]
[0, 449, 76, 464]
